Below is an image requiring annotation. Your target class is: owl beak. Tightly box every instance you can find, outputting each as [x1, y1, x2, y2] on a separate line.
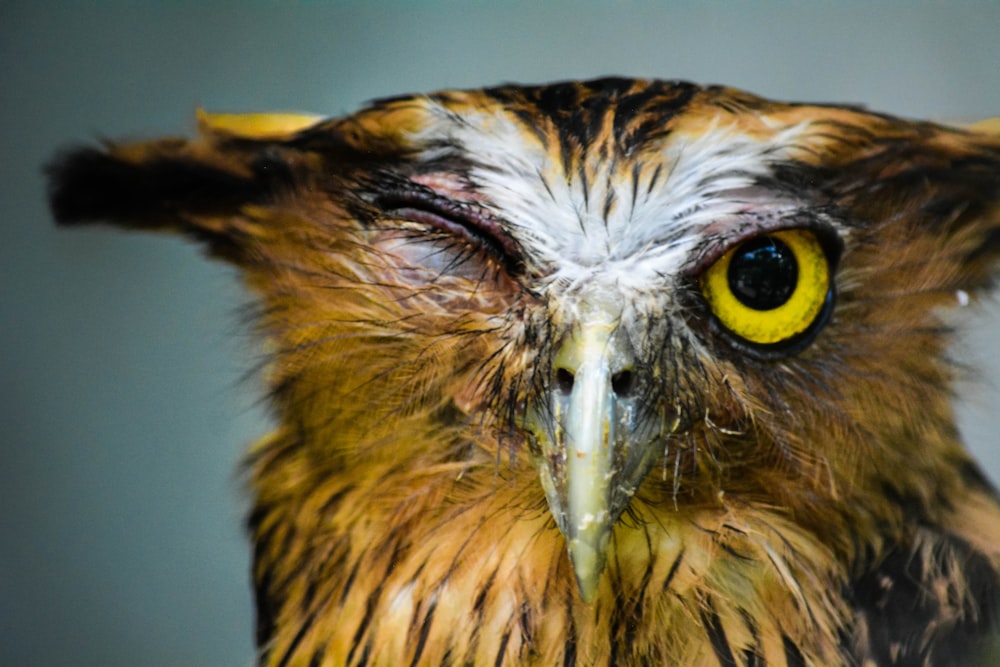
[527, 301, 660, 603]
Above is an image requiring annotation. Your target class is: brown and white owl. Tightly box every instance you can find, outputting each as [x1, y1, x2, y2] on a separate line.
[49, 78, 1000, 666]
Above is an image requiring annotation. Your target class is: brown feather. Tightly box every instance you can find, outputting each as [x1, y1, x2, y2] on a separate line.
[48, 78, 1000, 666]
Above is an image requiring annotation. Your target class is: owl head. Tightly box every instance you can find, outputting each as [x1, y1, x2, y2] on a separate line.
[48, 78, 1000, 604]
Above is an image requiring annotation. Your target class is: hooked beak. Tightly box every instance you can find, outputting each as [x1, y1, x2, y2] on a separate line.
[526, 299, 668, 602]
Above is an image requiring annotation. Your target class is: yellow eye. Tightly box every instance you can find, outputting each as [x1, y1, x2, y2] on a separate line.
[700, 229, 831, 346]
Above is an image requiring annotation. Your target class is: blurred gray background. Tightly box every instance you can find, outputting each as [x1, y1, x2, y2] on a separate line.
[2, 3, 999, 665]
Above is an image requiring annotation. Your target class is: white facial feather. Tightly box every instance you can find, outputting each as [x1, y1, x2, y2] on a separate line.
[410, 103, 814, 310]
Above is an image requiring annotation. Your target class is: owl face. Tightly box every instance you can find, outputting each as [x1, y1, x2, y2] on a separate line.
[198, 78, 992, 604]
[49, 79, 1000, 613]
[339, 81, 858, 596]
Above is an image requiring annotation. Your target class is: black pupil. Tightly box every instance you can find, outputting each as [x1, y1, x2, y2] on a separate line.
[727, 236, 798, 311]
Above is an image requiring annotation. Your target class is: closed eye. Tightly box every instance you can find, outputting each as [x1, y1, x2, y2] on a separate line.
[376, 188, 525, 277]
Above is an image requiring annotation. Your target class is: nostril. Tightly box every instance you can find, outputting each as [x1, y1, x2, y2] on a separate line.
[556, 368, 575, 395]
[611, 370, 635, 397]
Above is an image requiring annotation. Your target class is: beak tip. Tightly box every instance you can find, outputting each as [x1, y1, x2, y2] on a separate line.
[575, 574, 600, 604]
[568, 534, 608, 604]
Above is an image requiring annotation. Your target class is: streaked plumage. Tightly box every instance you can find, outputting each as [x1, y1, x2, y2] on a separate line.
[48, 78, 1000, 665]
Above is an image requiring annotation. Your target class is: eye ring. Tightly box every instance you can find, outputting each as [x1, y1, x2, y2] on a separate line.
[700, 229, 833, 348]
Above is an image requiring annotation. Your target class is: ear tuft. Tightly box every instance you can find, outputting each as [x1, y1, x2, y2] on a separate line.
[197, 109, 325, 140]
[967, 118, 1000, 136]
[46, 142, 290, 231]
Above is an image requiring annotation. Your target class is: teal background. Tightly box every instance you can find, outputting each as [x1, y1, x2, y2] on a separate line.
[2, 3, 999, 665]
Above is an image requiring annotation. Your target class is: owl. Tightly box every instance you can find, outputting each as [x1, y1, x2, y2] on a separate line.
[48, 78, 1000, 666]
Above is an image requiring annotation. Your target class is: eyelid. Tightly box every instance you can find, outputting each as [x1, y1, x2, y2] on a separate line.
[376, 189, 525, 276]
[689, 217, 843, 278]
